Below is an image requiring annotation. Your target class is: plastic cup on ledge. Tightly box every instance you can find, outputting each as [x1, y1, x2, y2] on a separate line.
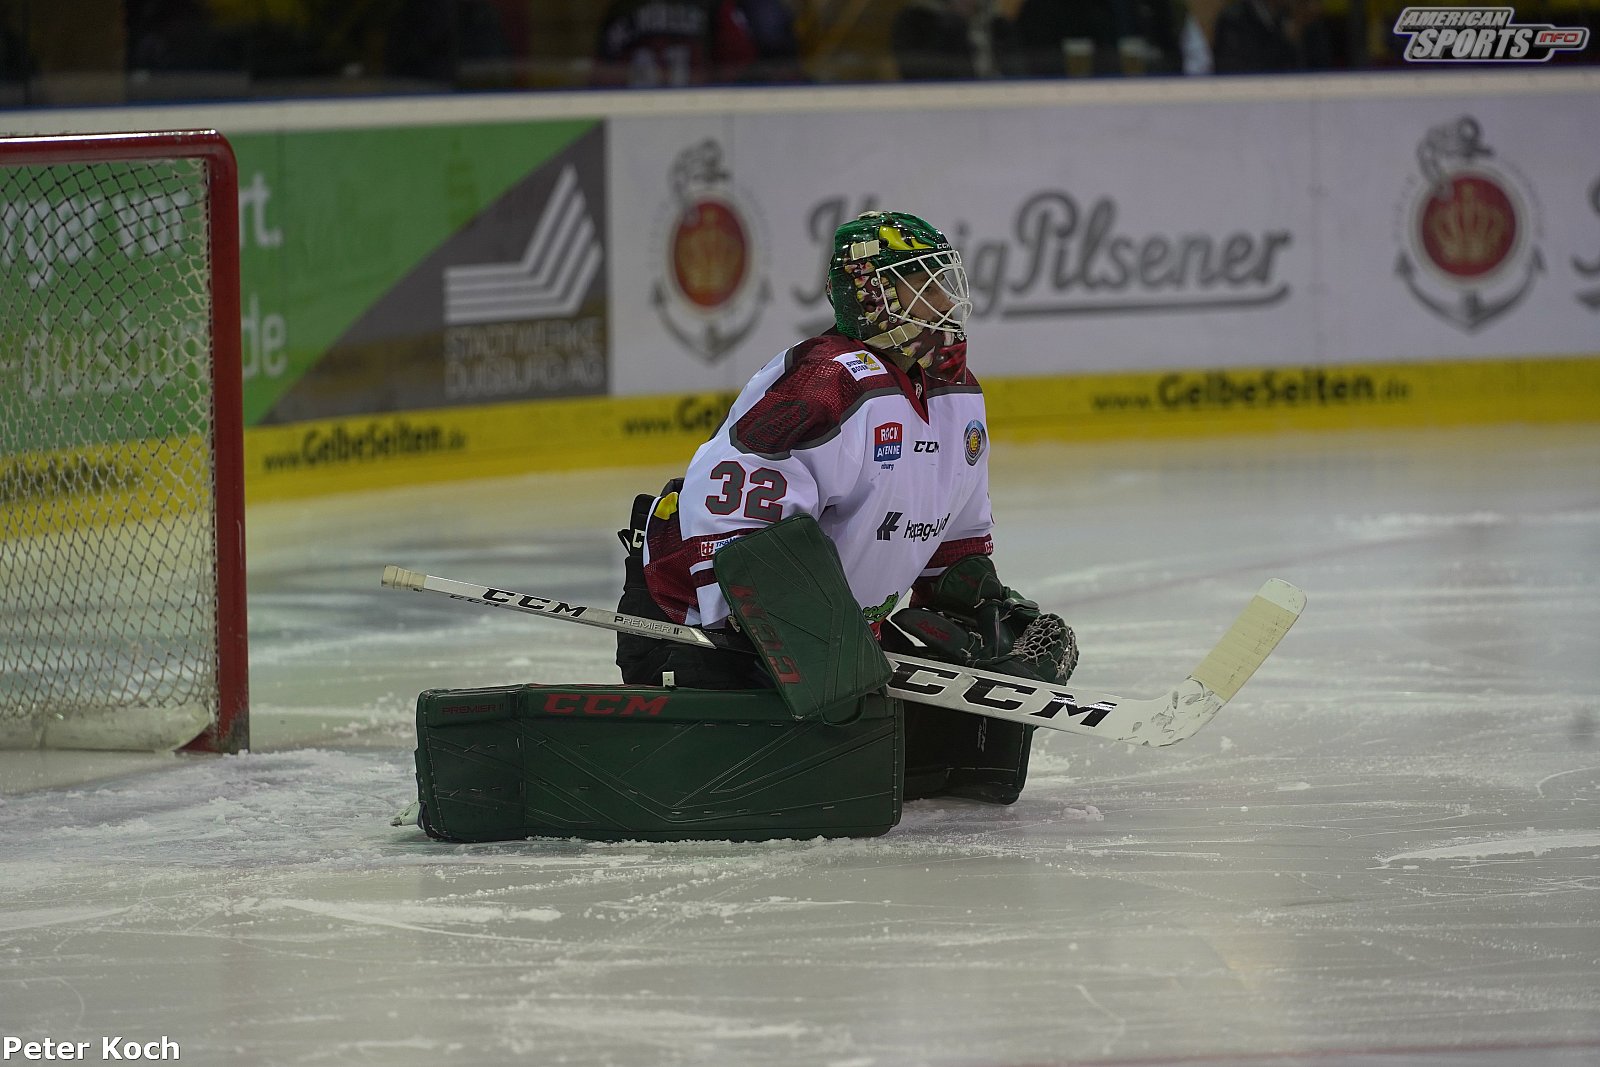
[1118, 36, 1151, 77]
[1062, 38, 1094, 77]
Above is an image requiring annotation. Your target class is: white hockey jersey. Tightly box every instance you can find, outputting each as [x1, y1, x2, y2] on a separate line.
[642, 331, 994, 629]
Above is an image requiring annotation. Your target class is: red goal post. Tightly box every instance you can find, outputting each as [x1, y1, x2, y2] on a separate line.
[0, 130, 248, 753]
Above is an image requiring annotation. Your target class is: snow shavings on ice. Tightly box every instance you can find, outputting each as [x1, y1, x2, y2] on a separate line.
[1379, 830, 1600, 865]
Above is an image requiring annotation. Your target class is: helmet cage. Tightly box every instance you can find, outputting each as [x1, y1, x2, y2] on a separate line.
[878, 248, 972, 338]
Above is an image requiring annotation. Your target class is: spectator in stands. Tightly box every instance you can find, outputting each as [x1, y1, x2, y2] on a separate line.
[1293, 0, 1336, 70]
[1003, 0, 1180, 77]
[1211, 0, 1331, 73]
[381, 0, 518, 88]
[592, 0, 802, 87]
[1178, 0, 1224, 74]
[739, 0, 807, 82]
[1124, 0, 1182, 74]
[891, 0, 980, 80]
[135, 0, 258, 70]
[1006, 0, 1115, 76]
[0, 8, 32, 91]
[790, 0, 894, 82]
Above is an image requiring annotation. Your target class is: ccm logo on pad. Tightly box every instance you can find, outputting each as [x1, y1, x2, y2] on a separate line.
[542, 693, 668, 716]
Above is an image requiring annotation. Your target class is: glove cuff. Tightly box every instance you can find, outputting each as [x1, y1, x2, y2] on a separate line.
[915, 555, 1006, 614]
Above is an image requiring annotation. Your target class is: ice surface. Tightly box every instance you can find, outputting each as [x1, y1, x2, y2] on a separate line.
[2, 427, 1598, 1067]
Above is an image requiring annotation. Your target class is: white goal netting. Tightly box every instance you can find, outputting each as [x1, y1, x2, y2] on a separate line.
[1, 137, 245, 751]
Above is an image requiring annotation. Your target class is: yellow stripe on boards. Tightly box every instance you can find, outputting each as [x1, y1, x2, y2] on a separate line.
[241, 355, 1600, 503]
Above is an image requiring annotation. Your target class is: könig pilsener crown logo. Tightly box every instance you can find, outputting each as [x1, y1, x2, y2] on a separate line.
[652, 139, 771, 364]
[1394, 116, 1544, 332]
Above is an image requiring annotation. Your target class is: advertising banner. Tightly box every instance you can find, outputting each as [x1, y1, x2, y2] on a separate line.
[607, 93, 1600, 396]
[608, 103, 1313, 394]
[1, 155, 220, 531]
[227, 119, 607, 426]
[1314, 100, 1600, 360]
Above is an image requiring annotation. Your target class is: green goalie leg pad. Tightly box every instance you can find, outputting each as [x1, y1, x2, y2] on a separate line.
[411, 683, 903, 843]
[715, 515, 893, 724]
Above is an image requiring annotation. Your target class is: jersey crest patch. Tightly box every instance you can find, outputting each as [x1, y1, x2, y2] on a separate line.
[835, 349, 887, 380]
[963, 419, 987, 466]
[873, 422, 903, 464]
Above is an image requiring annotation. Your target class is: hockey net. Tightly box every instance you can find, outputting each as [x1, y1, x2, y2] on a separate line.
[0, 131, 248, 752]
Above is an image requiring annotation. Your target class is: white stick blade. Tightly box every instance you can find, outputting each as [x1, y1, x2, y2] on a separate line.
[1189, 578, 1306, 704]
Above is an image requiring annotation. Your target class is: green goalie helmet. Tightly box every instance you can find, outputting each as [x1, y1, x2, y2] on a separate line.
[828, 211, 972, 358]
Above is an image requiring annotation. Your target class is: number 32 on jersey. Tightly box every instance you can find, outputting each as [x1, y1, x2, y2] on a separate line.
[705, 461, 788, 521]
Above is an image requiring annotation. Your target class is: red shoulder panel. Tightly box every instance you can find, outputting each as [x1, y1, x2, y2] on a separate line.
[731, 335, 896, 456]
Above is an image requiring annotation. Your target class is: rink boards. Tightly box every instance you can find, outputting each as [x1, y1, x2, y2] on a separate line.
[7, 72, 1598, 501]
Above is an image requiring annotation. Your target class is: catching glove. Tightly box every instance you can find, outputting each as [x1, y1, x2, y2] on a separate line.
[883, 556, 1078, 684]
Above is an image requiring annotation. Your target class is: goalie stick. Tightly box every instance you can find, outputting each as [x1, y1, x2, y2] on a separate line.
[379, 565, 1304, 747]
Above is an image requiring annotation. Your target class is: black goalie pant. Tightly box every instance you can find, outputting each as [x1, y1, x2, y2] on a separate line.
[903, 704, 1036, 806]
[614, 489, 771, 691]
